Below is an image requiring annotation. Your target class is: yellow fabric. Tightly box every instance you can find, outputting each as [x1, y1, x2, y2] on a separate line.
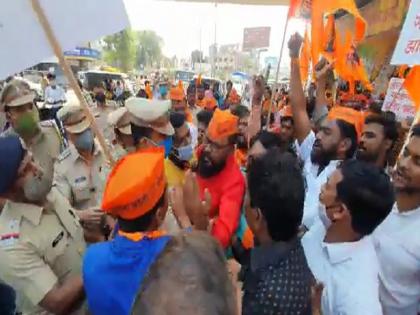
[164, 159, 187, 187]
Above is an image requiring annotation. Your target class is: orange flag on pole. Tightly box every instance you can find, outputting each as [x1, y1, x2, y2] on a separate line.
[403, 66, 420, 111]
[311, 0, 366, 69]
[300, 29, 311, 84]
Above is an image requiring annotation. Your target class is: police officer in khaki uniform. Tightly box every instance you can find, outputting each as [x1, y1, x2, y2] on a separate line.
[54, 106, 108, 228]
[107, 106, 135, 160]
[93, 91, 118, 145]
[0, 79, 63, 188]
[0, 136, 85, 315]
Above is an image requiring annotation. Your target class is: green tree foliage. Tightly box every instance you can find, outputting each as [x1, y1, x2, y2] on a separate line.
[103, 29, 137, 72]
[136, 31, 163, 69]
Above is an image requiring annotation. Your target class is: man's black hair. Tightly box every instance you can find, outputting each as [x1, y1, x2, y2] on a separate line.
[336, 119, 358, 159]
[226, 80, 233, 87]
[187, 84, 196, 94]
[248, 149, 305, 241]
[337, 159, 394, 236]
[365, 113, 399, 146]
[197, 110, 213, 127]
[411, 123, 420, 137]
[118, 193, 165, 233]
[250, 130, 283, 149]
[231, 105, 250, 119]
[280, 116, 294, 125]
[368, 101, 383, 115]
[131, 123, 154, 146]
[170, 111, 186, 129]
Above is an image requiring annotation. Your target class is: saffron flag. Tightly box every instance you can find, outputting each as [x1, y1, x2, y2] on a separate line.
[403, 66, 420, 111]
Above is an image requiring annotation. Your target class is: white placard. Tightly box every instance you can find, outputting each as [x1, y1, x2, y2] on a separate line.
[382, 78, 416, 121]
[391, 0, 420, 65]
[0, 0, 129, 79]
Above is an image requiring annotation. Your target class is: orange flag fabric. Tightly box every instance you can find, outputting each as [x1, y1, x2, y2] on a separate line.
[403, 66, 420, 112]
[300, 29, 311, 85]
[311, 0, 366, 69]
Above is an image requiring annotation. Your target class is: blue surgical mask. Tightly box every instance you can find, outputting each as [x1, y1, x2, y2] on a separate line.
[177, 144, 193, 161]
[74, 128, 94, 152]
[159, 137, 173, 157]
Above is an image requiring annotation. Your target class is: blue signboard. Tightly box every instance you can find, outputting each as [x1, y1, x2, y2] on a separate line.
[64, 47, 101, 59]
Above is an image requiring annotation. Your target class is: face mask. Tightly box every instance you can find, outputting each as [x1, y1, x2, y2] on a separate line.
[159, 137, 173, 158]
[23, 168, 52, 202]
[177, 144, 193, 161]
[74, 128, 94, 152]
[15, 111, 39, 138]
[318, 203, 332, 228]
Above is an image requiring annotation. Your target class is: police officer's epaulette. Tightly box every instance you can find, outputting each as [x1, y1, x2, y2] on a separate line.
[57, 148, 71, 162]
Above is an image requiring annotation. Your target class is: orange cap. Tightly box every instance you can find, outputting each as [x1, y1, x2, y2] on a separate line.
[170, 86, 185, 101]
[208, 108, 239, 140]
[228, 88, 240, 104]
[203, 97, 217, 111]
[327, 106, 363, 138]
[102, 147, 166, 220]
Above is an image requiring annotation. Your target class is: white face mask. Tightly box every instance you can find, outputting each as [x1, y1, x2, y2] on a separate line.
[22, 164, 52, 202]
[318, 203, 332, 228]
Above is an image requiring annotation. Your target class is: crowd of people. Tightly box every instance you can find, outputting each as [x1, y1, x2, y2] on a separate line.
[0, 31, 418, 315]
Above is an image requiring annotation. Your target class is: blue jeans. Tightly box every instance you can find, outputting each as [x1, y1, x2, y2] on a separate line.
[0, 282, 16, 315]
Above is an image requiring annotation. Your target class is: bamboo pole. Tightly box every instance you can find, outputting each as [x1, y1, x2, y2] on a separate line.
[30, 0, 115, 165]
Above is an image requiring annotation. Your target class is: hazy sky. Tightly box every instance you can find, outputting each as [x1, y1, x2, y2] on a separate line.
[123, 0, 305, 65]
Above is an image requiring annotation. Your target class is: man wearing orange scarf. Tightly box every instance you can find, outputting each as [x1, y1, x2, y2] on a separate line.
[83, 148, 171, 315]
[195, 109, 246, 248]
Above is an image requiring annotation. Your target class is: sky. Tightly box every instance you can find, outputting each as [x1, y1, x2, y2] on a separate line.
[123, 0, 305, 65]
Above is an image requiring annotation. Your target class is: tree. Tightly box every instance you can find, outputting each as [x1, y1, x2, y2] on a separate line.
[136, 31, 163, 69]
[103, 29, 137, 72]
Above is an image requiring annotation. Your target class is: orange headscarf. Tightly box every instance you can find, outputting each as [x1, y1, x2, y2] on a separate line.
[208, 108, 239, 141]
[102, 147, 165, 220]
[170, 81, 185, 101]
[145, 83, 153, 100]
[203, 97, 217, 111]
[228, 88, 241, 105]
[327, 106, 364, 138]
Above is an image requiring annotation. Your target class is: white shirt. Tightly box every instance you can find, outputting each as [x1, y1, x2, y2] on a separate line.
[297, 131, 340, 229]
[372, 204, 420, 315]
[187, 122, 198, 149]
[44, 85, 66, 104]
[302, 222, 383, 315]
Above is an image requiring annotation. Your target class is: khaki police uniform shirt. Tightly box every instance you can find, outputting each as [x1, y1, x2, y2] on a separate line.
[0, 189, 86, 315]
[92, 101, 118, 145]
[53, 141, 108, 210]
[2, 121, 62, 182]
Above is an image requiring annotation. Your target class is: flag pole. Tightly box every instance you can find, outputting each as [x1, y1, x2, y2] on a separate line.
[30, 0, 115, 165]
[266, 16, 290, 128]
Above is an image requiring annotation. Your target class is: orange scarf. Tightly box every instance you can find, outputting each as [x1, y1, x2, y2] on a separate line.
[118, 230, 166, 242]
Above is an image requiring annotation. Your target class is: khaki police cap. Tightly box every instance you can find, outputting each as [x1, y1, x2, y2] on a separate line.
[125, 97, 174, 136]
[0, 79, 36, 112]
[57, 105, 91, 134]
[107, 107, 131, 135]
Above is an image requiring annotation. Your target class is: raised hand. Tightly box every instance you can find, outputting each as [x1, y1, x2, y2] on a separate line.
[288, 33, 304, 58]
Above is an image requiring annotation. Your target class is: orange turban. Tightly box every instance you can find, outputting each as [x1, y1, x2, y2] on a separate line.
[327, 106, 364, 138]
[102, 147, 166, 220]
[170, 86, 185, 101]
[203, 97, 217, 111]
[228, 88, 241, 105]
[208, 108, 239, 140]
[170, 81, 185, 101]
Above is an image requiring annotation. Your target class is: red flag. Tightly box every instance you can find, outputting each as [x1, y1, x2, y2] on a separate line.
[403, 66, 420, 111]
[288, 0, 301, 19]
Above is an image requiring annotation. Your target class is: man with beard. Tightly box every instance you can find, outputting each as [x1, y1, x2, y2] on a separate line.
[194, 109, 246, 248]
[288, 33, 361, 229]
[0, 136, 86, 315]
[356, 113, 398, 171]
[372, 124, 420, 314]
[231, 105, 250, 169]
